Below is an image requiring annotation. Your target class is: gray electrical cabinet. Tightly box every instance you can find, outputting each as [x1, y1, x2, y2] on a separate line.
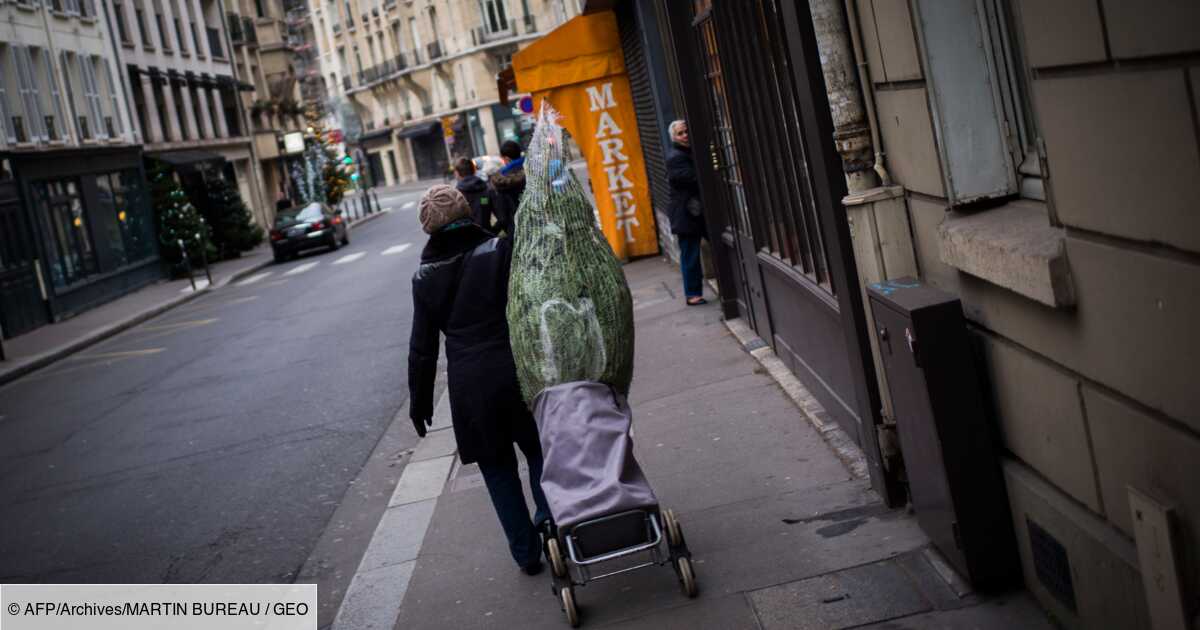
[868, 278, 1020, 591]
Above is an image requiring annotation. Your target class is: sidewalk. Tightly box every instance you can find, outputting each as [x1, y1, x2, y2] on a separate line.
[0, 209, 389, 387]
[361, 257, 1053, 629]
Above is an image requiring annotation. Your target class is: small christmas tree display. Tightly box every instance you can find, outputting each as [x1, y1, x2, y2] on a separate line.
[205, 175, 264, 259]
[148, 160, 214, 272]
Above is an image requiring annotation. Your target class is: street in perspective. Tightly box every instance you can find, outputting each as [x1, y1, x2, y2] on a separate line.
[2, 1, 1198, 630]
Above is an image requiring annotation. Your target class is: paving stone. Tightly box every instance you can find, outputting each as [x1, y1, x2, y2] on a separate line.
[748, 560, 931, 630]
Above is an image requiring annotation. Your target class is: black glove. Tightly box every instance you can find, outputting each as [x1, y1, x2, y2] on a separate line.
[411, 415, 432, 438]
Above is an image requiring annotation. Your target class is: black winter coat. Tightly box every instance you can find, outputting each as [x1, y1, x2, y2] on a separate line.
[407, 223, 536, 465]
[456, 175, 497, 230]
[490, 163, 526, 236]
[666, 143, 707, 237]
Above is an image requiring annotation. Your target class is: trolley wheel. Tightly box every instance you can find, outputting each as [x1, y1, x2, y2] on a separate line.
[561, 586, 580, 627]
[663, 509, 683, 547]
[677, 556, 698, 598]
[547, 537, 567, 578]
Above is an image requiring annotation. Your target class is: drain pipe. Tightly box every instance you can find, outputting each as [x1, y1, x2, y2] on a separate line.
[809, 0, 878, 193]
[843, 0, 892, 187]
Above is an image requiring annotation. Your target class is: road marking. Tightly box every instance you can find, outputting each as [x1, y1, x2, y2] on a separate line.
[73, 348, 166, 360]
[139, 318, 219, 332]
[381, 244, 411, 256]
[179, 279, 210, 293]
[333, 252, 365, 265]
[236, 271, 273, 286]
[333, 390, 454, 630]
[285, 261, 320, 276]
[401, 201, 415, 210]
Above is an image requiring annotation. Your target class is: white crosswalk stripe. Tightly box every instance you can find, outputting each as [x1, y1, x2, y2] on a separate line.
[401, 201, 416, 210]
[236, 272, 272, 286]
[381, 243, 411, 256]
[333, 252, 365, 265]
[284, 261, 320, 276]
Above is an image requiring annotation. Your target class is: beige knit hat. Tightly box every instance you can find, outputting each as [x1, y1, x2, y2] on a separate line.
[419, 184, 471, 234]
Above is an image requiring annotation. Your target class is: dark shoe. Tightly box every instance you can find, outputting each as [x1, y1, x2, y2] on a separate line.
[521, 560, 544, 576]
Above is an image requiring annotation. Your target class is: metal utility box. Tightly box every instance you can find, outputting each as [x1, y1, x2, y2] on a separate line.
[868, 278, 1020, 591]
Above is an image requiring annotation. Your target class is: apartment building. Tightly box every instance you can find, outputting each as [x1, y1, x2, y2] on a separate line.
[225, 0, 316, 216]
[310, 0, 578, 185]
[0, 0, 153, 338]
[104, 0, 269, 223]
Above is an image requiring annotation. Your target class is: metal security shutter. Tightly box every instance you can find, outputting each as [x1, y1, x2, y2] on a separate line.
[616, 3, 668, 241]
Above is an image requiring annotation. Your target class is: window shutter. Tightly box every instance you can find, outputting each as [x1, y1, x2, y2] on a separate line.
[78, 55, 105, 138]
[0, 51, 17, 144]
[42, 51, 66, 141]
[14, 47, 48, 141]
[101, 58, 122, 136]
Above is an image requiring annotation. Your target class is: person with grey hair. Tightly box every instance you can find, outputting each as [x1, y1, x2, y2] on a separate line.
[408, 184, 551, 575]
[666, 119, 708, 305]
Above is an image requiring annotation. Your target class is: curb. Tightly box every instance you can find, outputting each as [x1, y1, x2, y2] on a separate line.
[0, 287, 210, 388]
[347, 209, 391, 230]
[723, 317, 870, 480]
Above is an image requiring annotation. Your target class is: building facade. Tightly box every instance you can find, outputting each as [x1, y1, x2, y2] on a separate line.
[225, 0, 313, 216]
[603, 0, 1200, 628]
[103, 0, 270, 224]
[0, 0, 156, 337]
[309, 0, 579, 185]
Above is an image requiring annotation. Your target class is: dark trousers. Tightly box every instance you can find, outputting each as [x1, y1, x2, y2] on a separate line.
[678, 234, 704, 298]
[478, 428, 552, 568]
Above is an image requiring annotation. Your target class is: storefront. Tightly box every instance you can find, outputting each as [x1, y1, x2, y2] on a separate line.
[400, 122, 448, 181]
[0, 146, 160, 336]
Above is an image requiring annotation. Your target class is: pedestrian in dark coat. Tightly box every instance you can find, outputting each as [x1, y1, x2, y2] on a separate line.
[489, 139, 526, 236]
[407, 184, 550, 575]
[666, 120, 708, 305]
[453, 157, 497, 230]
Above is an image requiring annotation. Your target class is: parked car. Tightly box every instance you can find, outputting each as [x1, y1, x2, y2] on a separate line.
[473, 155, 505, 178]
[270, 202, 349, 263]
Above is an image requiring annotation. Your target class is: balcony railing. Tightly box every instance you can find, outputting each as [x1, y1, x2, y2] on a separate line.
[207, 27, 224, 58]
[523, 14, 536, 32]
[342, 75, 351, 90]
[475, 18, 515, 45]
[426, 41, 442, 61]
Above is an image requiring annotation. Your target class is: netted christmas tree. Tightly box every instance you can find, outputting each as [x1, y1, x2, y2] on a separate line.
[148, 160, 214, 273]
[506, 104, 634, 404]
[205, 175, 263, 259]
[291, 103, 351, 206]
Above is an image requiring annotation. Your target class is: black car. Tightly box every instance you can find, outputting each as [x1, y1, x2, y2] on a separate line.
[270, 202, 349, 263]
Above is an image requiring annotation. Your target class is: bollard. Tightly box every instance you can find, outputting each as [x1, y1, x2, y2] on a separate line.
[199, 233, 213, 287]
[371, 189, 381, 214]
[179, 238, 196, 291]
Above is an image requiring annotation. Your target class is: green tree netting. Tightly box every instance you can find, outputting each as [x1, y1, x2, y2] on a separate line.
[507, 105, 635, 404]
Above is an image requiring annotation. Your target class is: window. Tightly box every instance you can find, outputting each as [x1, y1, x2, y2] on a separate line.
[479, 0, 508, 34]
[59, 52, 85, 140]
[36, 178, 99, 288]
[113, 2, 133, 43]
[408, 17, 420, 56]
[156, 13, 172, 51]
[95, 169, 155, 267]
[13, 47, 48, 142]
[77, 55, 107, 139]
[135, 5, 153, 48]
[911, 0, 1042, 205]
[35, 49, 68, 142]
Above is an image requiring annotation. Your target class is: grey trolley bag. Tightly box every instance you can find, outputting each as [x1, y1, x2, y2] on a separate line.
[534, 381, 697, 628]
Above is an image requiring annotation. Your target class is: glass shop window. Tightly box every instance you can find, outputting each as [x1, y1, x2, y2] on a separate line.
[37, 178, 99, 288]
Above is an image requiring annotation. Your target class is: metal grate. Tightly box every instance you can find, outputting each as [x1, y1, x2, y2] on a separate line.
[1027, 517, 1076, 612]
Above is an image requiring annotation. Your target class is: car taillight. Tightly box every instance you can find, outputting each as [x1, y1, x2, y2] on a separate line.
[332, 216, 342, 224]
[311, 221, 324, 230]
[270, 230, 283, 241]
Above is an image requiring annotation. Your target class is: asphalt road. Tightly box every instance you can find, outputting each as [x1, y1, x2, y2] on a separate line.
[0, 188, 430, 590]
